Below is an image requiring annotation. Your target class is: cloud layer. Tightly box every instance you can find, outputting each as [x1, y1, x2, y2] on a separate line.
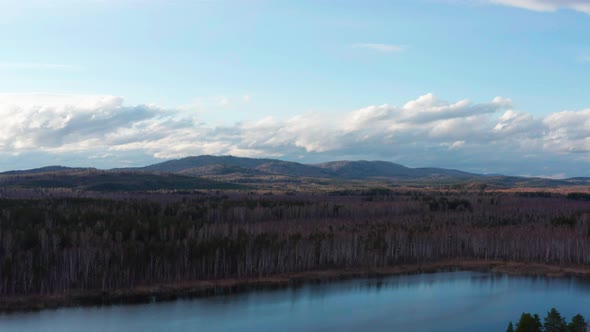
[488, 0, 590, 14]
[1, 92, 589, 176]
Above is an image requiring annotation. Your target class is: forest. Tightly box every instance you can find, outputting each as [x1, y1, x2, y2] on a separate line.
[506, 308, 586, 332]
[0, 187, 589, 297]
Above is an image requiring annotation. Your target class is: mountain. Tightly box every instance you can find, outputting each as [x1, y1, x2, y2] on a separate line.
[315, 161, 477, 179]
[255, 161, 334, 178]
[412, 167, 479, 178]
[137, 156, 479, 180]
[127, 156, 590, 188]
[3, 156, 589, 191]
[178, 164, 269, 177]
[315, 160, 414, 178]
[135, 155, 277, 172]
[134, 155, 334, 178]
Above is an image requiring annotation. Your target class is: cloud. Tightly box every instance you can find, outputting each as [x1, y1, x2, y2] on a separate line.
[1, 92, 589, 176]
[448, 141, 466, 150]
[579, 55, 590, 63]
[0, 93, 164, 153]
[351, 43, 407, 53]
[543, 108, 590, 153]
[487, 0, 590, 14]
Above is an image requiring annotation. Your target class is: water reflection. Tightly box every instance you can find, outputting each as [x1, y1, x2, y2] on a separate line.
[2, 271, 590, 332]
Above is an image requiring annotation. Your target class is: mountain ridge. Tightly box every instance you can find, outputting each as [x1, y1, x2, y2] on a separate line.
[2, 155, 590, 189]
[130, 155, 482, 180]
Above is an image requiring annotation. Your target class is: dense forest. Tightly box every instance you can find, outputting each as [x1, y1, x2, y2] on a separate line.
[0, 188, 589, 296]
[506, 308, 587, 332]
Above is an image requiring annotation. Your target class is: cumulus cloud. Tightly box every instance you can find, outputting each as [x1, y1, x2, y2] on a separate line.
[543, 109, 590, 153]
[0, 93, 162, 153]
[488, 0, 590, 14]
[1, 92, 589, 176]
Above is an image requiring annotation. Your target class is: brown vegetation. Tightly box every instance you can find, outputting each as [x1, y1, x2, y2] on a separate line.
[0, 188, 589, 310]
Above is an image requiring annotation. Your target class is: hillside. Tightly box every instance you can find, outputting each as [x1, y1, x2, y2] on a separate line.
[135, 155, 479, 180]
[0, 170, 245, 191]
[0, 166, 95, 176]
[3, 155, 590, 191]
[135, 155, 277, 172]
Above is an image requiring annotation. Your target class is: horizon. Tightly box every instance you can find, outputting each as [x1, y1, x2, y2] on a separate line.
[0, 154, 582, 180]
[1, 1, 590, 177]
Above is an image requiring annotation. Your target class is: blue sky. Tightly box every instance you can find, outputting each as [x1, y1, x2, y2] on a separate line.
[1, 0, 590, 177]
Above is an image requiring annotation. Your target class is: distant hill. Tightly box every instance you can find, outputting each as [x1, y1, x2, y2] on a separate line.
[0, 166, 94, 176]
[3, 155, 590, 191]
[132, 156, 590, 188]
[565, 177, 590, 185]
[412, 167, 479, 178]
[178, 164, 269, 177]
[133, 156, 482, 180]
[136, 155, 479, 180]
[0, 170, 245, 191]
[255, 161, 334, 178]
[134, 155, 334, 178]
[315, 160, 477, 179]
[316, 160, 414, 178]
[135, 155, 277, 172]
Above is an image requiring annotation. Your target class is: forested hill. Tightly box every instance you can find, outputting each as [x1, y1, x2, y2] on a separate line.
[3, 155, 590, 190]
[125, 155, 590, 187]
[129, 155, 479, 180]
[0, 170, 245, 192]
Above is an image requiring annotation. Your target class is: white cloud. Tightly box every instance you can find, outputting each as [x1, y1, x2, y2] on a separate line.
[448, 140, 466, 150]
[1, 92, 589, 176]
[351, 43, 407, 53]
[543, 108, 590, 153]
[487, 0, 590, 14]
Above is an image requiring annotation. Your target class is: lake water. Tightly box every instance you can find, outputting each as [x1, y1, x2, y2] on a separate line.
[2, 271, 590, 332]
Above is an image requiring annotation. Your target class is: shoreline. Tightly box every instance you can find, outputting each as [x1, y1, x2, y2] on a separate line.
[2, 260, 590, 313]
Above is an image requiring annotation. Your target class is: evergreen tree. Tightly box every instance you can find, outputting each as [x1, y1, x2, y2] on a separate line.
[517, 313, 542, 332]
[507, 321, 515, 332]
[544, 308, 567, 332]
[534, 314, 543, 331]
[568, 314, 587, 332]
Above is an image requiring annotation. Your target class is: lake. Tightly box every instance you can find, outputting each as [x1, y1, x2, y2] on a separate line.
[2, 271, 590, 331]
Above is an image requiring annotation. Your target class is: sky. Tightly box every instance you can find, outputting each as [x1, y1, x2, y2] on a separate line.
[1, 0, 590, 177]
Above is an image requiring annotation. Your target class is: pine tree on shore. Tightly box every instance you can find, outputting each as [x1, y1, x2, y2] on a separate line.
[568, 314, 587, 332]
[506, 321, 514, 332]
[544, 308, 567, 332]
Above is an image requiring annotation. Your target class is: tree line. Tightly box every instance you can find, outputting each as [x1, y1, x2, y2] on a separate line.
[0, 190, 589, 296]
[506, 308, 586, 332]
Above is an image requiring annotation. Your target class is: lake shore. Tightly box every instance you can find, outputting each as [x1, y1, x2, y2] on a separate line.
[2, 260, 590, 313]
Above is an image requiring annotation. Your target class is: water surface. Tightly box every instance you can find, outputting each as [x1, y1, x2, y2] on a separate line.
[2, 271, 590, 332]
